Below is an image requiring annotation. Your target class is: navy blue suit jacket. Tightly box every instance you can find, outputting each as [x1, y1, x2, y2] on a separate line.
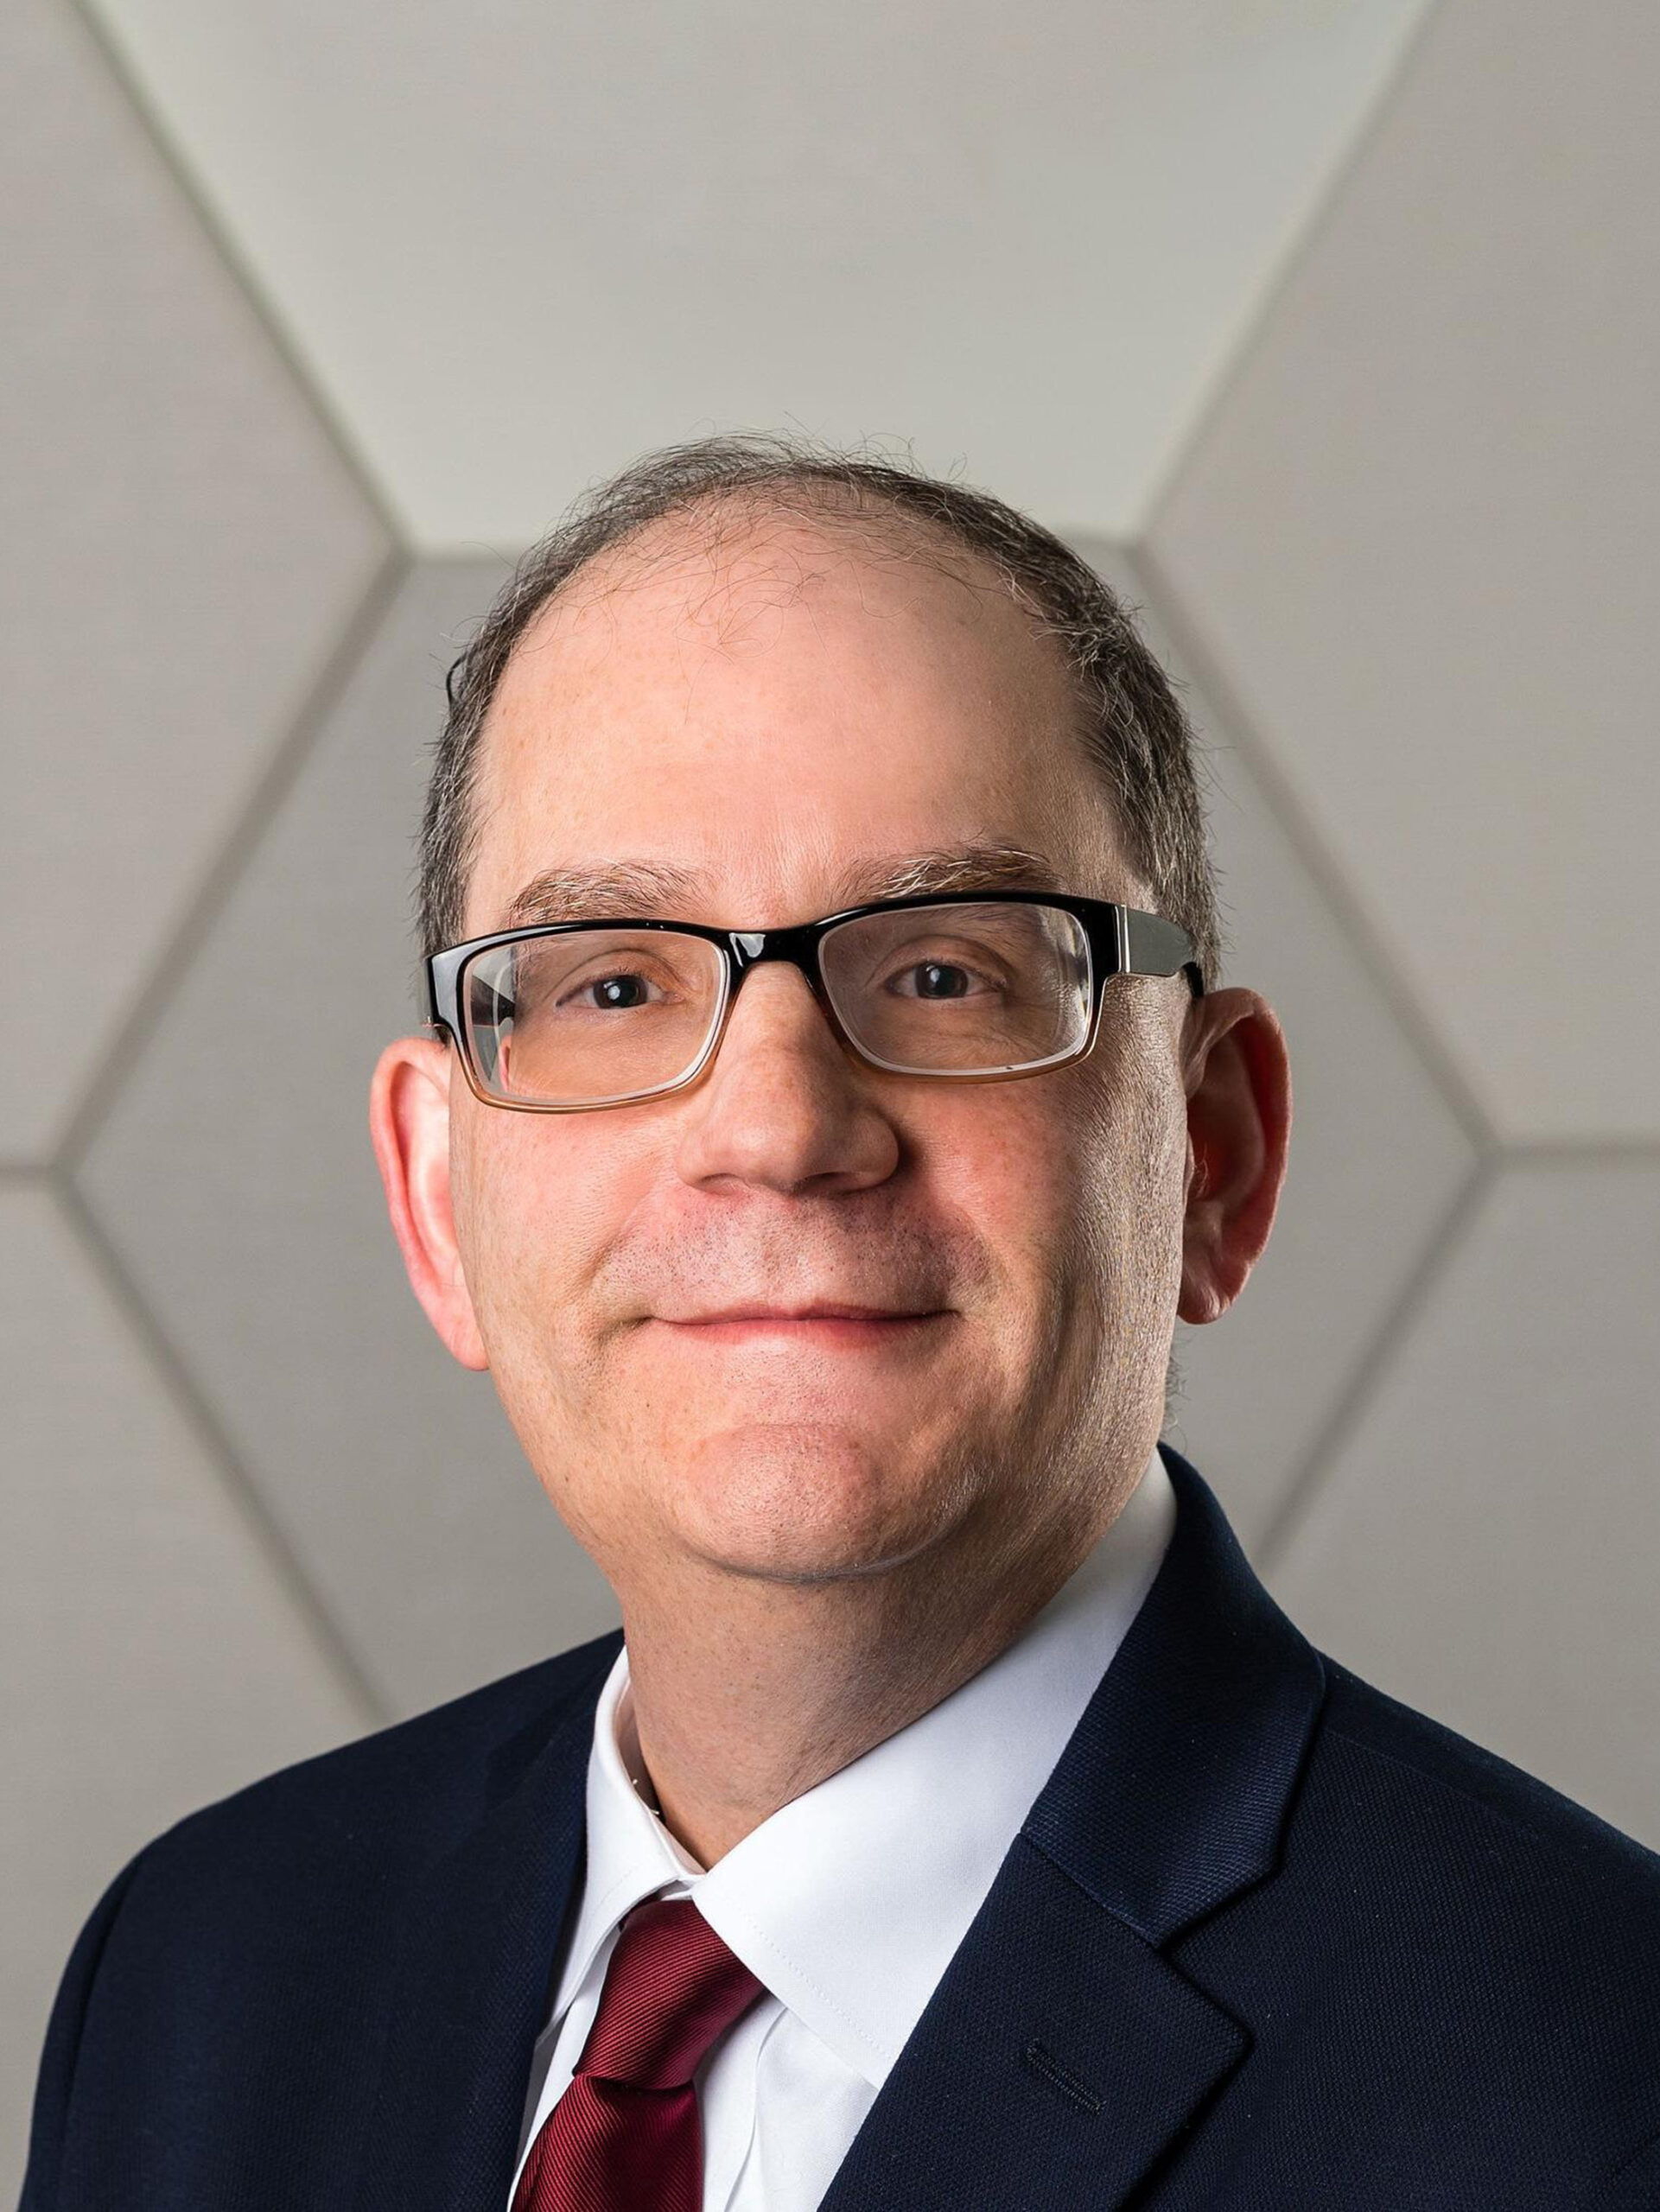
[20, 1443, 1660, 2209]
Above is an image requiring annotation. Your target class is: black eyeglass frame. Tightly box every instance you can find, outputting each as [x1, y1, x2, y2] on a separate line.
[423, 889, 1205, 1114]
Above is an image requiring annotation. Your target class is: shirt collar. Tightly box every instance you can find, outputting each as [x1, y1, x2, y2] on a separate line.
[552, 1440, 1175, 2088]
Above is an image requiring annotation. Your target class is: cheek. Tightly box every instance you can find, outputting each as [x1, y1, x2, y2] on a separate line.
[945, 1099, 1111, 1298]
[451, 1121, 572, 1343]
[989, 1064, 1173, 1291]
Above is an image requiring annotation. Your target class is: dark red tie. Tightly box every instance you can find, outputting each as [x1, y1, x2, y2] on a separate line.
[511, 1894, 767, 2212]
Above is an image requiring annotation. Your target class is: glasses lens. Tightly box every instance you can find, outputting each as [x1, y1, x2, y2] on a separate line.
[461, 929, 725, 1105]
[821, 901, 1091, 1073]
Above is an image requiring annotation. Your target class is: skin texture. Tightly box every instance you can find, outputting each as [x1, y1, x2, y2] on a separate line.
[370, 499, 1291, 1867]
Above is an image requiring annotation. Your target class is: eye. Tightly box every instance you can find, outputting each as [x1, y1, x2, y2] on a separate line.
[885, 957, 999, 1001]
[556, 967, 665, 1012]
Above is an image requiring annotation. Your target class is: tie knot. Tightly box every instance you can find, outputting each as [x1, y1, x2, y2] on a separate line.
[576, 1897, 766, 2091]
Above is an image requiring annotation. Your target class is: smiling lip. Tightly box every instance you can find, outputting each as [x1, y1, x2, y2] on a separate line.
[666, 1304, 939, 1324]
[654, 1307, 949, 1344]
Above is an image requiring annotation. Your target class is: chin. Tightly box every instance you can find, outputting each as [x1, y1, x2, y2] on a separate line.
[664, 1423, 956, 1583]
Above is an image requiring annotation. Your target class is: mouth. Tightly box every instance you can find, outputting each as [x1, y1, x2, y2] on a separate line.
[653, 1310, 951, 1348]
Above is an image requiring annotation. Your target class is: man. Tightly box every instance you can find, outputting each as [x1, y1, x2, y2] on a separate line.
[20, 435, 1660, 2210]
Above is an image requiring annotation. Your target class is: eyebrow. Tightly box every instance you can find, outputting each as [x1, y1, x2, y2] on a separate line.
[498, 840, 1071, 931]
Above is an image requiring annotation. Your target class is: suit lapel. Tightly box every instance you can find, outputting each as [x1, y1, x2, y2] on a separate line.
[817, 1834, 1249, 2211]
[819, 1444, 1326, 2212]
[355, 1634, 622, 2212]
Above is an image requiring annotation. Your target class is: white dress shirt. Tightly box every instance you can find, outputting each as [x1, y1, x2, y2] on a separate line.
[508, 1441, 1176, 2210]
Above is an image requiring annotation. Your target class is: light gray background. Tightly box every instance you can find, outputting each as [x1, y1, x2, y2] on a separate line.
[4, 0, 1657, 2192]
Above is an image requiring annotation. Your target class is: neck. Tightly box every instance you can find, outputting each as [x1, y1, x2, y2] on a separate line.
[617, 1471, 1140, 1868]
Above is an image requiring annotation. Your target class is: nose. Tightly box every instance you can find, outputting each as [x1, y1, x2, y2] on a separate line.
[671, 957, 899, 1198]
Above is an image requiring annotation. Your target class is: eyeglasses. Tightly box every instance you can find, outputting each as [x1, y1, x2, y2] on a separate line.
[423, 891, 1204, 1113]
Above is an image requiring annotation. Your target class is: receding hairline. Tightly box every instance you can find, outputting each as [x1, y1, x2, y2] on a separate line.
[488, 474, 1054, 669]
[420, 434, 1224, 1014]
[465, 480, 1105, 908]
[460, 488, 1123, 943]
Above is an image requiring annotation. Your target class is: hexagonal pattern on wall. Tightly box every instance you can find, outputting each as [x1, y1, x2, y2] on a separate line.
[84, 0, 1430, 547]
[75, 563, 624, 1719]
[0, 0, 388, 1163]
[1144, 0, 1660, 1143]
[0, 1181, 367, 2173]
[1068, 543, 1479, 1554]
[1267, 1157, 1660, 1847]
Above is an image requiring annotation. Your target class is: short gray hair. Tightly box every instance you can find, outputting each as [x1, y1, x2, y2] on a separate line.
[417, 432, 1225, 1435]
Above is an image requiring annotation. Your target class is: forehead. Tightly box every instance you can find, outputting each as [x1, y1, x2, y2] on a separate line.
[465, 502, 1125, 936]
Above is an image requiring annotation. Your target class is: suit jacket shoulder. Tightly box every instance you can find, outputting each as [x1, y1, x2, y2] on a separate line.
[1320, 1649, 1660, 1897]
[1149, 1651, 1660, 2207]
[18, 1625, 622, 2212]
[162, 1624, 622, 1866]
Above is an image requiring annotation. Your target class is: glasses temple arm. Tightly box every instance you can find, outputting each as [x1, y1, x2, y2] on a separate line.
[1123, 909, 1205, 997]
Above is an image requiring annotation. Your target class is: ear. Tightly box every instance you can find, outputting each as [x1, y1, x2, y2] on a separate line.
[1177, 987, 1292, 1326]
[368, 1033, 489, 1370]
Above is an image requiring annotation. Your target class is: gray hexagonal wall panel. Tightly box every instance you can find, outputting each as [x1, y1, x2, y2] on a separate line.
[1268, 1157, 1660, 1851]
[0, 0, 388, 1164]
[0, 1180, 367, 2204]
[1144, 0, 1660, 1143]
[74, 563, 623, 1719]
[1067, 541, 1479, 1552]
[86, 0, 1428, 547]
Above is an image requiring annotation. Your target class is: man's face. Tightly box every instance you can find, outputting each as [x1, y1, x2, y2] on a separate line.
[440, 507, 1191, 1597]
